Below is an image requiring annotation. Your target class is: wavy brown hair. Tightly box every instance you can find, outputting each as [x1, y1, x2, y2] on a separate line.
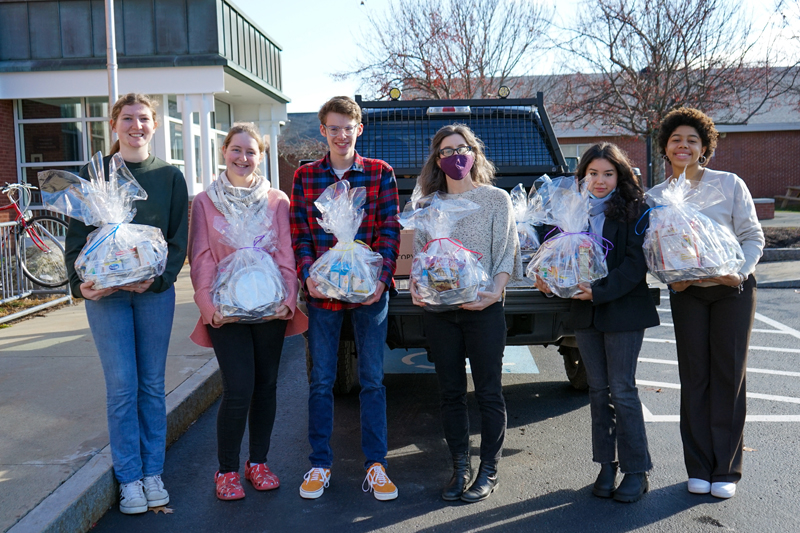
[657, 107, 718, 164]
[109, 93, 159, 155]
[576, 142, 644, 223]
[417, 124, 496, 196]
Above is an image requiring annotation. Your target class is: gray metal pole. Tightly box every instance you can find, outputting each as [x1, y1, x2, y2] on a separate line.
[105, 0, 118, 114]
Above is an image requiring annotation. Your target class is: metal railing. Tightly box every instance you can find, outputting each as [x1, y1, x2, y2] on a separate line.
[0, 216, 72, 324]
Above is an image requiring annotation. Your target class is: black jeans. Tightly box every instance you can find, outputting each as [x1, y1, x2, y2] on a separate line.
[575, 327, 652, 473]
[670, 275, 756, 483]
[207, 320, 287, 473]
[423, 302, 507, 464]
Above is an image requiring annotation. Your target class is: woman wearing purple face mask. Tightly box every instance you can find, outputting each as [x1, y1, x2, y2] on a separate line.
[411, 124, 522, 503]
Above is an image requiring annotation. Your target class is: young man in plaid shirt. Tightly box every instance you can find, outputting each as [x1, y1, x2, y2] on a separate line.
[290, 96, 400, 501]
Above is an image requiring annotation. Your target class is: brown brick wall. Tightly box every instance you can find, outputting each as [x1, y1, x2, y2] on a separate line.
[0, 100, 18, 221]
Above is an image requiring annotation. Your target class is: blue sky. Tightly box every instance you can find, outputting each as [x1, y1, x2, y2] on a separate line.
[236, 0, 797, 113]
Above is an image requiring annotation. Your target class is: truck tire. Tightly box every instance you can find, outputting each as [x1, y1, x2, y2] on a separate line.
[304, 338, 359, 395]
[559, 345, 588, 391]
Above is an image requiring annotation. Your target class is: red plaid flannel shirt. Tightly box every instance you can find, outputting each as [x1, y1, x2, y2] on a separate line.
[290, 151, 400, 311]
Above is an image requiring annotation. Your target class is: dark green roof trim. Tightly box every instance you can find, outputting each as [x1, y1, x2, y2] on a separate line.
[223, 64, 290, 104]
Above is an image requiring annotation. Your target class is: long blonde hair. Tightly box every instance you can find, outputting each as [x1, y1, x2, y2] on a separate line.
[417, 124, 496, 196]
[109, 93, 159, 155]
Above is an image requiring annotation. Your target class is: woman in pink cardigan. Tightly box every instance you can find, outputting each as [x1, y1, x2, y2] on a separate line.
[189, 123, 308, 501]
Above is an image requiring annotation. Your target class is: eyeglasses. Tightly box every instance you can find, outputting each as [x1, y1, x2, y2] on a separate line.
[324, 125, 358, 137]
[438, 145, 473, 158]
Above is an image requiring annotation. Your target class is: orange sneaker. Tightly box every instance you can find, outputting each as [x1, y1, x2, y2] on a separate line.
[299, 467, 330, 499]
[245, 461, 280, 491]
[362, 463, 398, 501]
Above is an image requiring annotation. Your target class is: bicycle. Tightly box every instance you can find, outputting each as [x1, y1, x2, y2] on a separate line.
[1, 183, 69, 288]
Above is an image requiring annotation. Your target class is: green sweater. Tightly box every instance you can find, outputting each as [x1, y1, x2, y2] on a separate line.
[65, 155, 189, 298]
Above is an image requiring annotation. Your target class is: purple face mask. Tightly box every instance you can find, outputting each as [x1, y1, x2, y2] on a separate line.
[439, 153, 474, 181]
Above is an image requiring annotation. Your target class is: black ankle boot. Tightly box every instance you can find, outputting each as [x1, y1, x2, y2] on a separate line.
[613, 472, 649, 503]
[592, 462, 619, 498]
[460, 462, 498, 503]
[442, 452, 472, 501]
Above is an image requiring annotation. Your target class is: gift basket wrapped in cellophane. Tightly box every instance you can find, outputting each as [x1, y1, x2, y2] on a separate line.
[525, 175, 610, 298]
[211, 204, 288, 320]
[511, 182, 547, 262]
[38, 152, 167, 289]
[399, 192, 492, 310]
[309, 181, 383, 302]
[641, 172, 744, 284]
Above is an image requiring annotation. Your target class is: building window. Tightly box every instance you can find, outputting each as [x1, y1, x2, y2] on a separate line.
[560, 143, 594, 173]
[15, 98, 111, 203]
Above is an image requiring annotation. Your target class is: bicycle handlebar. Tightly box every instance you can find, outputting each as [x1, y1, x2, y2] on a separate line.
[1, 183, 38, 213]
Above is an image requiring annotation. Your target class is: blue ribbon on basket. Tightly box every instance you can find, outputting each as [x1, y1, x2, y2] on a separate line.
[634, 206, 665, 235]
[83, 223, 121, 255]
[239, 235, 269, 254]
[543, 227, 614, 258]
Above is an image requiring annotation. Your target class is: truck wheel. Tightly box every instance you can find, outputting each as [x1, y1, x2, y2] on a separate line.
[304, 338, 359, 395]
[559, 345, 588, 391]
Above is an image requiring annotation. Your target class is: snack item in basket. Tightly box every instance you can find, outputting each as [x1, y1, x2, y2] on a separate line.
[642, 173, 744, 284]
[309, 181, 383, 303]
[211, 204, 288, 320]
[39, 152, 169, 288]
[399, 193, 493, 308]
[525, 176, 610, 298]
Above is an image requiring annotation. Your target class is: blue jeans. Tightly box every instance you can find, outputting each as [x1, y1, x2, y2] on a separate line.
[307, 293, 388, 470]
[85, 287, 175, 484]
[575, 326, 652, 474]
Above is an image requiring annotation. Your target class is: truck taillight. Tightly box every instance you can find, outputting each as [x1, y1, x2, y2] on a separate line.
[426, 106, 471, 115]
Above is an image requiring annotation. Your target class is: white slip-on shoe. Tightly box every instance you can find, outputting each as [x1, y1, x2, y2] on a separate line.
[711, 482, 736, 499]
[143, 475, 170, 507]
[119, 480, 148, 514]
[688, 478, 711, 494]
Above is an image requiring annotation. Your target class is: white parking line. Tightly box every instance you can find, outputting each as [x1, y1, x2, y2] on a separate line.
[637, 379, 800, 404]
[638, 357, 800, 378]
[656, 322, 793, 334]
[642, 337, 800, 353]
[754, 312, 800, 340]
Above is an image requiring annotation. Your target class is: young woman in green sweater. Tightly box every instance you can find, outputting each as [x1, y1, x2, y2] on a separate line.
[64, 93, 189, 515]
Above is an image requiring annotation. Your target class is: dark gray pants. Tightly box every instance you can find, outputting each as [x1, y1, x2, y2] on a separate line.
[575, 327, 652, 474]
[669, 275, 756, 483]
[423, 302, 507, 464]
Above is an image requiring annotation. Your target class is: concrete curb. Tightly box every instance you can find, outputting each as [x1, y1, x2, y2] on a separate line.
[757, 279, 800, 289]
[8, 359, 222, 533]
[761, 248, 800, 262]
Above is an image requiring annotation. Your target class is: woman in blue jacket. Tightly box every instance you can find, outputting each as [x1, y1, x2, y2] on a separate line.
[535, 142, 659, 503]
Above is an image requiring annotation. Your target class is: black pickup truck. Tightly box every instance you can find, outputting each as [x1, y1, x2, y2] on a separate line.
[315, 92, 658, 393]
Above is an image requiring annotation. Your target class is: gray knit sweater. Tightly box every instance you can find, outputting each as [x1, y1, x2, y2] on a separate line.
[412, 185, 523, 280]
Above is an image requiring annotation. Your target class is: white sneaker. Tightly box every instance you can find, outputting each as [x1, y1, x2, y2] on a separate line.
[687, 478, 711, 494]
[711, 482, 736, 499]
[143, 475, 170, 507]
[119, 480, 148, 514]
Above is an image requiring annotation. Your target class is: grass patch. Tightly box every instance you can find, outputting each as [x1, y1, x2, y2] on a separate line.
[0, 295, 61, 319]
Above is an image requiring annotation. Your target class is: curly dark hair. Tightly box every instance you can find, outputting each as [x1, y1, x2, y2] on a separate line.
[576, 142, 644, 223]
[657, 107, 718, 164]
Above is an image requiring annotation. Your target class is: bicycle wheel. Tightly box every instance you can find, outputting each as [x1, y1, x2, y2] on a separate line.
[17, 215, 69, 288]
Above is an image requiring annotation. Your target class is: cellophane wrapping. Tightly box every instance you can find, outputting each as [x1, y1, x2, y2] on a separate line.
[511, 182, 547, 261]
[525, 176, 609, 298]
[399, 192, 492, 309]
[39, 152, 168, 289]
[211, 205, 288, 320]
[309, 181, 383, 302]
[643, 173, 744, 284]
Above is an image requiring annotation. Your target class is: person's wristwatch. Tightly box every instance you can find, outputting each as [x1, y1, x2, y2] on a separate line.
[737, 272, 747, 285]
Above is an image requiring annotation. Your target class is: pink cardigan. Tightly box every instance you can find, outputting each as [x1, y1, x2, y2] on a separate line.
[188, 188, 308, 347]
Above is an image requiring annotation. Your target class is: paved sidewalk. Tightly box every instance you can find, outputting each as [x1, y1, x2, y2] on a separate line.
[0, 269, 218, 533]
